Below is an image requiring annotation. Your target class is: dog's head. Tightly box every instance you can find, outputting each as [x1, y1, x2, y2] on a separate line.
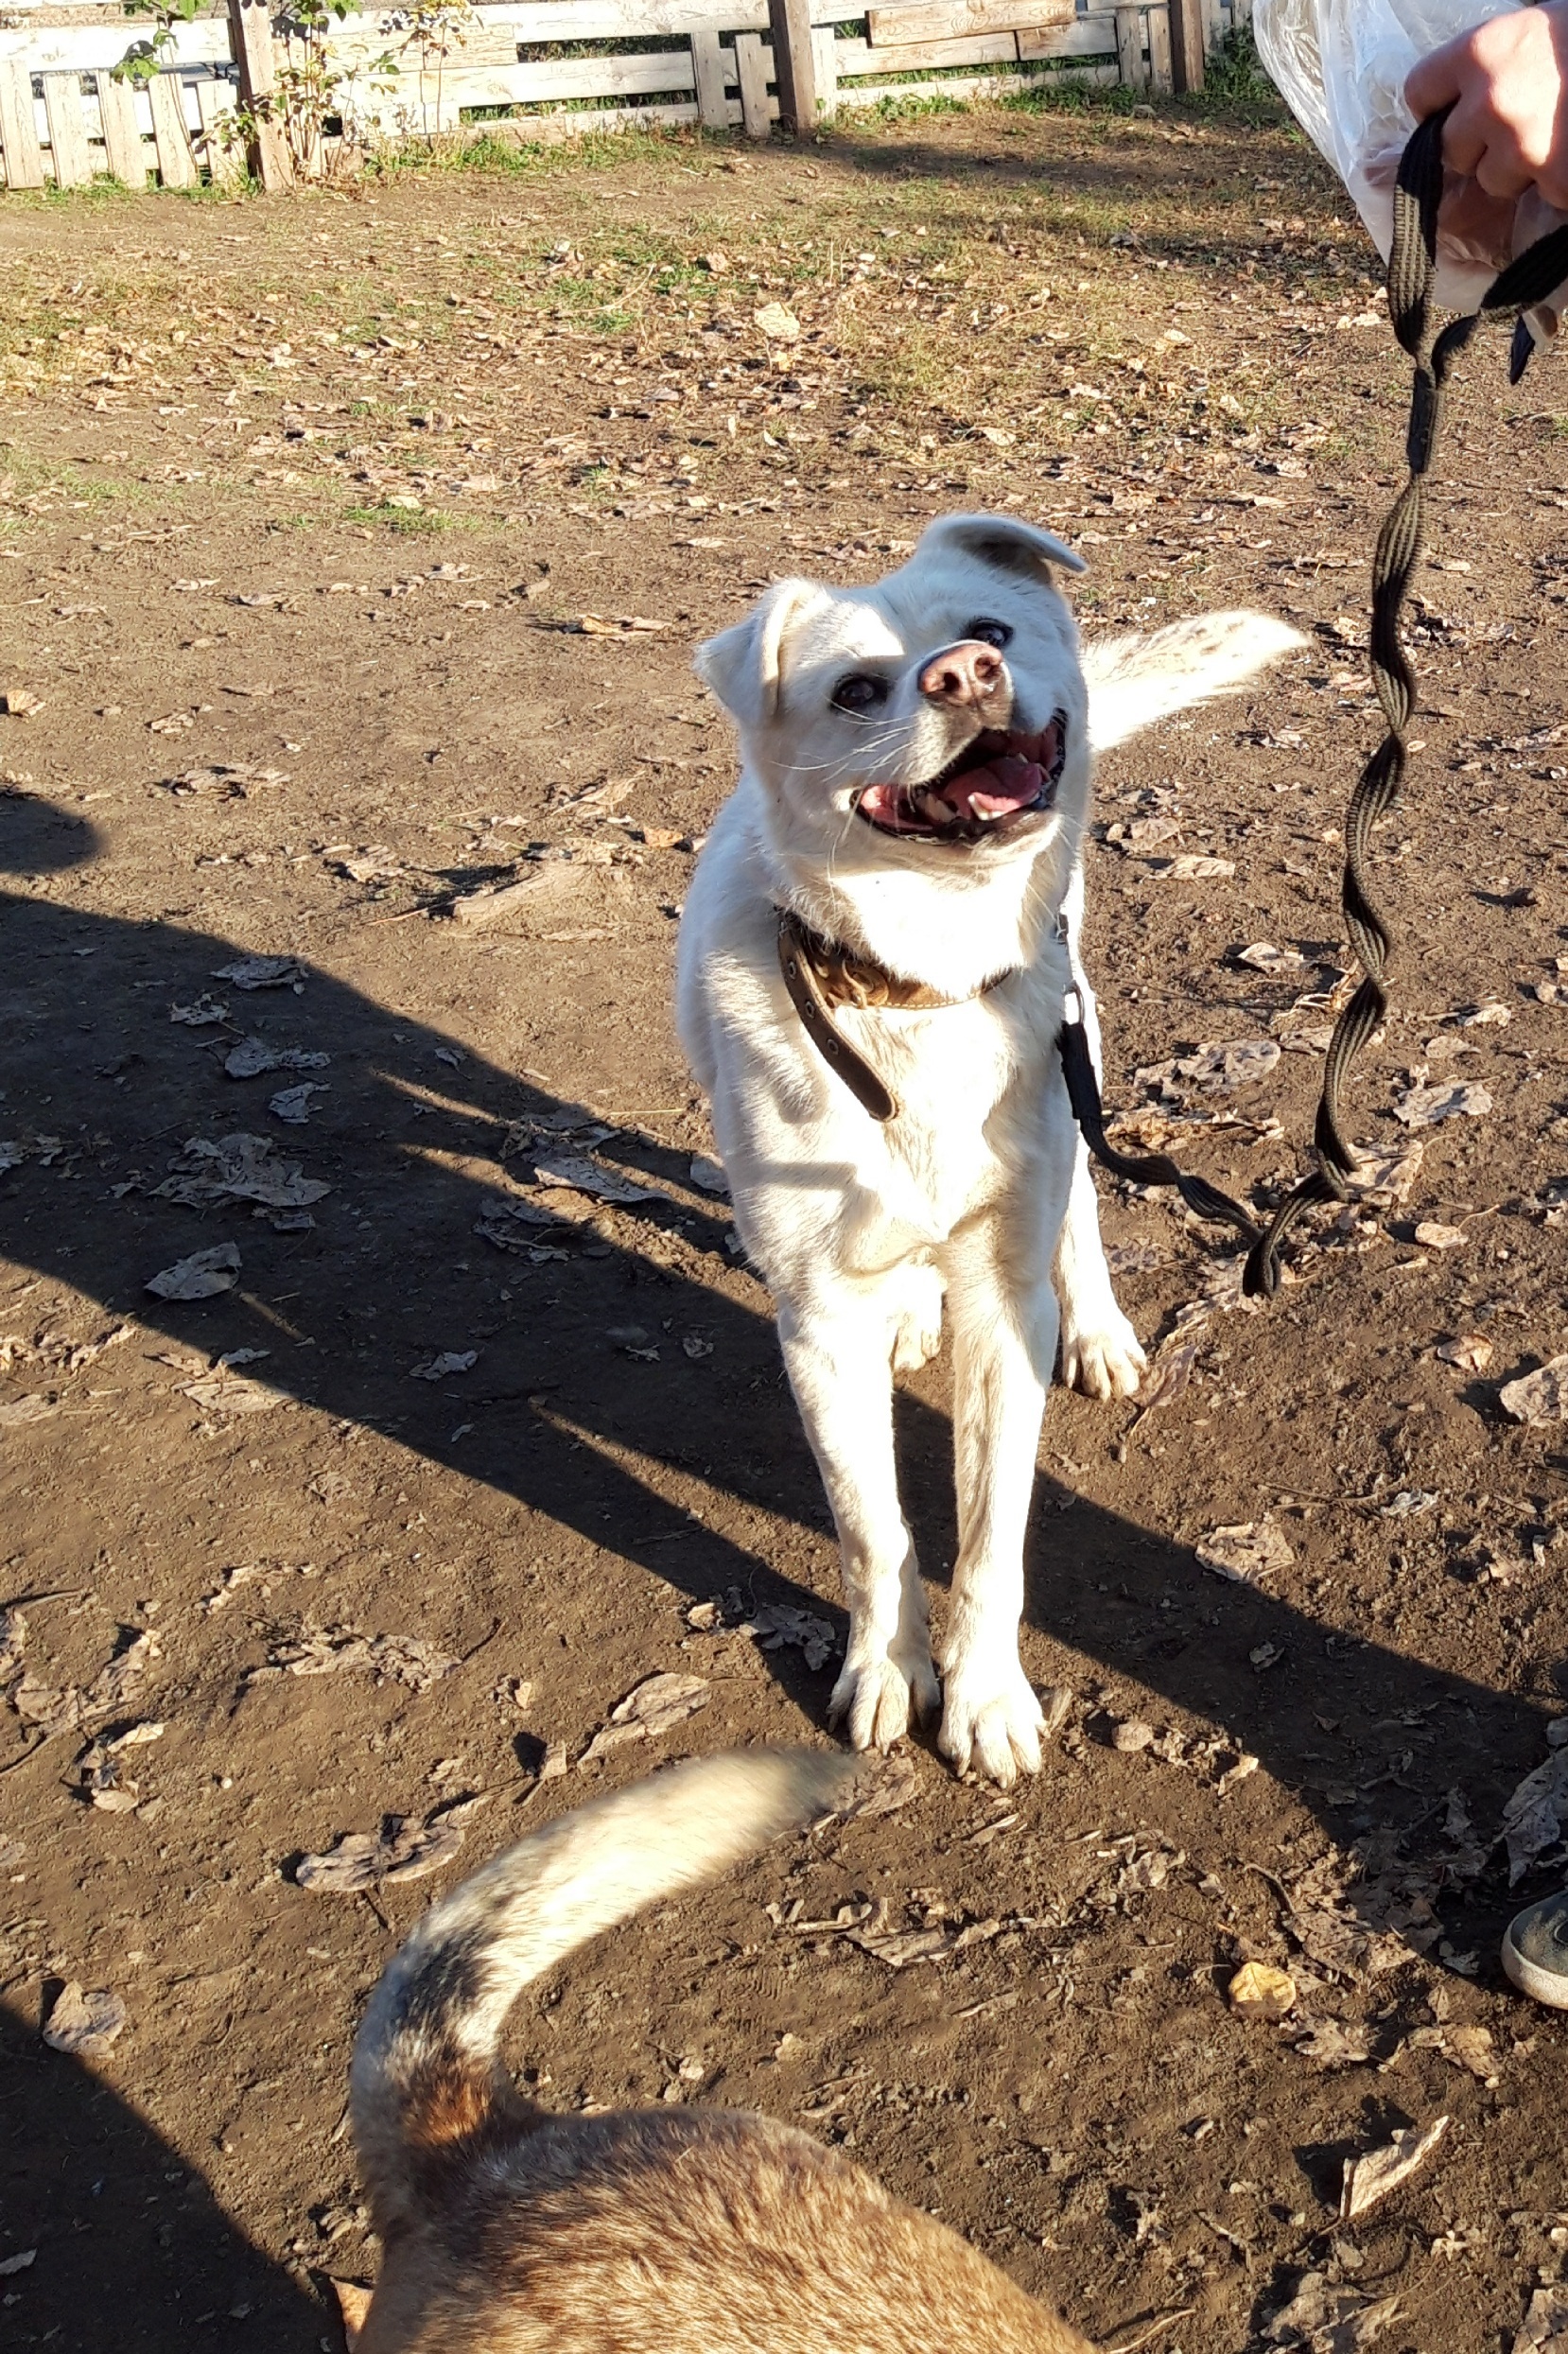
[695, 514, 1089, 874]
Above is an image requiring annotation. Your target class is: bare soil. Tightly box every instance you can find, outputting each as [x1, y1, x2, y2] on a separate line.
[3, 93, 1568, 2354]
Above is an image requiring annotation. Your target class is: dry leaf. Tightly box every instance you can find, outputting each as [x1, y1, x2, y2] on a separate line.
[688, 1154, 728, 1195]
[146, 1243, 241, 1300]
[1228, 1960, 1297, 2021]
[409, 1351, 477, 1381]
[1340, 2116, 1449, 2221]
[1441, 2023, 1495, 2082]
[1512, 2286, 1568, 2352]
[0, 2249, 37, 2277]
[1393, 1080, 1492, 1127]
[754, 301, 801, 341]
[1265, 2271, 1400, 2348]
[211, 953, 305, 990]
[155, 1133, 329, 1211]
[1500, 1356, 1568, 1425]
[296, 1798, 483, 1892]
[574, 613, 666, 637]
[1437, 1334, 1492, 1373]
[330, 2278, 374, 2348]
[43, 1981, 127, 2057]
[740, 1601, 839, 1671]
[1197, 1518, 1294, 1583]
[1138, 1038, 1280, 1094]
[579, 1671, 708, 1762]
[1414, 1220, 1466, 1251]
[1146, 852, 1237, 880]
[225, 1038, 329, 1079]
[1290, 2016, 1370, 2067]
[169, 993, 229, 1026]
[180, 1374, 286, 1417]
[0, 1394, 62, 1428]
[268, 1082, 326, 1125]
[531, 1154, 660, 1205]
[1502, 1748, 1568, 1882]
[247, 1626, 459, 1694]
[1236, 940, 1309, 974]
[2, 688, 45, 718]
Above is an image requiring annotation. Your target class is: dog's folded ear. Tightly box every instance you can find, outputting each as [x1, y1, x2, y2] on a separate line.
[695, 578, 827, 727]
[1083, 609, 1305, 751]
[912, 512, 1088, 583]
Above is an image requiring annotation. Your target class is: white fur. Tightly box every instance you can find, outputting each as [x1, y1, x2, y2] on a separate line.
[678, 515, 1302, 1785]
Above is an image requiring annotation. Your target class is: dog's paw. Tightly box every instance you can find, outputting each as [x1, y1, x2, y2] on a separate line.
[1060, 1299, 1146, 1401]
[937, 1658, 1044, 1787]
[891, 1265, 944, 1376]
[829, 1646, 939, 1752]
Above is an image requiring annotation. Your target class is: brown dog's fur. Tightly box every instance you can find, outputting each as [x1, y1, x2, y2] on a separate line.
[347, 1752, 1094, 2353]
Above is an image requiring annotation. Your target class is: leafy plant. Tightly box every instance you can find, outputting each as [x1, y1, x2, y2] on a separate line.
[113, 0, 203, 86]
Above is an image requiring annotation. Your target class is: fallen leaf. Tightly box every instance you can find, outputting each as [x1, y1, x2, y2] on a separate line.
[225, 1038, 329, 1079]
[1340, 2116, 1449, 2222]
[1146, 853, 1237, 880]
[740, 1601, 839, 1671]
[1393, 1081, 1492, 1127]
[330, 2278, 374, 2348]
[1414, 1221, 1466, 1251]
[296, 1798, 483, 1892]
[1235, 940, 1309, 975]
[1502, 1747, 1568, 1882]
[268, 1082, 327, 1125]
[531, 1154, 660, 1205]
[1265, 2271, 1400, 2349]
[1137, 1038, 1281, 1095]
[169, 993, 229, 1026]
[1500, 1356, 1568, 1425]
[247, 1626, 459, 1694]
[1104, 1237, 1167, 1276]
[0, 2249, 37, 2277]
[1380, 1489, 1437, 1518]
[1512, 2285, 1568, 2352]
[1455, 999, 1510, 1027]
[159, 761, 288, 799]
[1228, 1960, 1297, 2021]
[211, 953, 306, 990]
[1437, 1334, 1493, 1373]
[1441, 2023, 1496, 2082]
[146, 1242, 242, 1300]
[2, 689, 45, 719]
[410, 1351, 477, 1381]
[836, 1751, 919, 1819]
[155, 1133, 329, 1211]
[573, 613, 667, 637]
[180, 1374, 286, 1417]
[43, 1981, 127, 2057]
[1196, 1519, 1293, 1583]
[1290, 2016, 1371, 2067]
[0, 1394, 62, 1429]
[754, 301, 800, 341]
[579, 1670, 708, 1762]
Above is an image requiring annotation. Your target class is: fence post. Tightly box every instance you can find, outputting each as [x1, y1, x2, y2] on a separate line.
[226, 0, 292, 188]
[1167, 0, 1205, 90]
[767, 0, 817, 133]
[1113, 4, 1146, 89]
[1146, 4, 1173, 90]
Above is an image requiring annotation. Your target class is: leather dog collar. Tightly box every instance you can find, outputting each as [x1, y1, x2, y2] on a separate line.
[775, 905, 1013, 1124]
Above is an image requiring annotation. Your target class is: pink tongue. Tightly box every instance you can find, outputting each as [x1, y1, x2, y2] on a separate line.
[941, 753, 1044, 818]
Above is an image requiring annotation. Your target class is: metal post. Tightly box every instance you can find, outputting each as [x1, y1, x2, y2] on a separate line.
[767, 0, 817, 134]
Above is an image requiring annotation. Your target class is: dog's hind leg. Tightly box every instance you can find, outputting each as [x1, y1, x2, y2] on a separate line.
[935, 1213, 1054, 1787]
[777, 1284, 939, 1752]
[1054, 869, 1146, 1402]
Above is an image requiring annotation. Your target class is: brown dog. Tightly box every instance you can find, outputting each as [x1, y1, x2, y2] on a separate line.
[347, 1750, 1094, 2352]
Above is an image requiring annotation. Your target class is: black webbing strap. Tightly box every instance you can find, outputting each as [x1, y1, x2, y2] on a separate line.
[1241, 110, 1568, 1298]
[1056, 995, 1265, 1248]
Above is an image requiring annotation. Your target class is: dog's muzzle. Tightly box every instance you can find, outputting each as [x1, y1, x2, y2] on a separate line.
[853, 711, 1069, 844]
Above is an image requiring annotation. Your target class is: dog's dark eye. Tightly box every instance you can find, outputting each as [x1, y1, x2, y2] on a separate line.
[831, 673, 889, 715]
[965, 617, 1013, 651]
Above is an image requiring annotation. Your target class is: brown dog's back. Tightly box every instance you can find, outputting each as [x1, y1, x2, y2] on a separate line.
[349, 1752, 1093, 2353]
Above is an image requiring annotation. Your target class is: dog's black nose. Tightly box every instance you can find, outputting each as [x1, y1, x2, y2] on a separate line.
[918, 641, 1005, 707]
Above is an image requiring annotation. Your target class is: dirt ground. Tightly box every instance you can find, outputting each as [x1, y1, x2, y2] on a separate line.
[3, 87, 1568, 2354]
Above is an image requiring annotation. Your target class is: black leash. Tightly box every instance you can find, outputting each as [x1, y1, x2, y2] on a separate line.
[1240, 110, 1568, 1298]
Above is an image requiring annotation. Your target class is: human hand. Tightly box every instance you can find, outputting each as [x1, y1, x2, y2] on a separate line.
[1405, 2, 1568, 212]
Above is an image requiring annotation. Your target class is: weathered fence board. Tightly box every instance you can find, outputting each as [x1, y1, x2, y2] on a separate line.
[0, 62, 47, 189]
[44, 70, 94, 186]
[866, 0, 1072, 43]
[95, 68, 147, 184]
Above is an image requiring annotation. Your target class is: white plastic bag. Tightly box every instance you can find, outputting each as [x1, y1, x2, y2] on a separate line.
[1254, 0, 1565, 330]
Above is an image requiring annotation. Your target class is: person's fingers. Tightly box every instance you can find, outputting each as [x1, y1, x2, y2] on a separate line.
[1404, 41, 1466, 123]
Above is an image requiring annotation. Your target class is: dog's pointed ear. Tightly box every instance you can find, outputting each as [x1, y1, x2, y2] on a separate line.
[914, 512, 1088, 583]
[695, 579, 826, 728]
[1083, 610, 1306, 751]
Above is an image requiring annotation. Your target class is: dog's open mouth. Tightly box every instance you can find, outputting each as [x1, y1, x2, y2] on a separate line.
[853, 713, 1069, 842]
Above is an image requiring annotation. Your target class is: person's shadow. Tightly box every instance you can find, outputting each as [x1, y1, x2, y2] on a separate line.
[0, 793, 1550, 2339]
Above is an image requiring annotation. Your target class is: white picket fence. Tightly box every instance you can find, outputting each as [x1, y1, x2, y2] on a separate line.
[0, 0, 1249, 190]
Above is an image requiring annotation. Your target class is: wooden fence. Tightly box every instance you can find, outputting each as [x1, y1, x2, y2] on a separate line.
[0, 0, 1249, 192]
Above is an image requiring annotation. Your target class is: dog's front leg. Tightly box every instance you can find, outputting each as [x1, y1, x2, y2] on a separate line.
[776, 1287, 939, 1751]
[937, 1216, 1054, 1787]
[1054, 873, 1146, 1401]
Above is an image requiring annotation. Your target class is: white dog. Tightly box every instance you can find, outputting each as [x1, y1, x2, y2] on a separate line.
[677, 515, 1299, 1785]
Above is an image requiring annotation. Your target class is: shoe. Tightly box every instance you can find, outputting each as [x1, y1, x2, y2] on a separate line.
[1502, 1890, 1568, 2007]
